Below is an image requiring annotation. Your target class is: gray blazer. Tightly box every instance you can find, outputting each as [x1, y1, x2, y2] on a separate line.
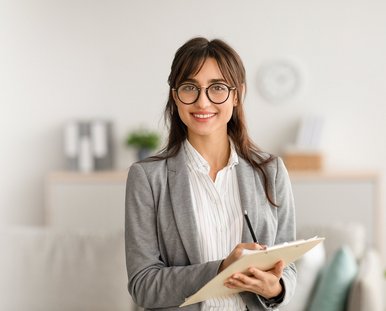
[125, 148, 296, 311]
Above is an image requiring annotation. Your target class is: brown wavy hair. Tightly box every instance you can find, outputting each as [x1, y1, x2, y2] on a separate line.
[157, 37, 277, 206]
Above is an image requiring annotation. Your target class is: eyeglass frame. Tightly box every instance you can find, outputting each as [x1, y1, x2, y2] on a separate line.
[172, 82, 236, 105]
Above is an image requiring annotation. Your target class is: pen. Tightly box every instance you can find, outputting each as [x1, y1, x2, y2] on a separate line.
[244, 210, 258, 243]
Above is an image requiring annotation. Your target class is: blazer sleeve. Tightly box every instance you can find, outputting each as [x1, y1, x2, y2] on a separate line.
[272, 157, 297, 307]
[125, 163, 222, 309]
[244, 157, 297, 310]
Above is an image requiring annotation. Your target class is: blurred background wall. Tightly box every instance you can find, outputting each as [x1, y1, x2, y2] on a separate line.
[0, 0, 385, 242]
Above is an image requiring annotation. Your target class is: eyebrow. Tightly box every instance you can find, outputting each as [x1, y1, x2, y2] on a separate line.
[182, 78, 228, 85]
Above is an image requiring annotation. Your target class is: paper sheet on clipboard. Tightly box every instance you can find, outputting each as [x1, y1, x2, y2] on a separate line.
[180, 236, 325, 307]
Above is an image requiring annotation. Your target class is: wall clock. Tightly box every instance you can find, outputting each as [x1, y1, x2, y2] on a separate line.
[256, 59, 305, 104]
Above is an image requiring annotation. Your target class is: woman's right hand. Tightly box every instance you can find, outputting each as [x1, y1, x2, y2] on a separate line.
[218, 243, 266, 273]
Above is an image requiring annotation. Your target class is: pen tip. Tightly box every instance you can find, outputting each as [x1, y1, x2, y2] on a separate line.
[244, 210, 247, 215]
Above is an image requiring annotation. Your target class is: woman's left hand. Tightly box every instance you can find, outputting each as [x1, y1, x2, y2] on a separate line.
[224, 260, 284, 299]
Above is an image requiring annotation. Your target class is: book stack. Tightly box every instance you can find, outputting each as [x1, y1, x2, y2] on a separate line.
[283, 115, 324, 171]
[63, 120, 114, 172]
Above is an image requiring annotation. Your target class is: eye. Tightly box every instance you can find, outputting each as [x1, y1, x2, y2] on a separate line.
[179, 84, 197, 92]
[210, 83, 228, 92]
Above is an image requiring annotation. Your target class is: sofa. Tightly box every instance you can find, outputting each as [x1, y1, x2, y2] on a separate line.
[0, 226, 139, 311]
[0, 222, 383, 311]
[282, 222, 385, 311]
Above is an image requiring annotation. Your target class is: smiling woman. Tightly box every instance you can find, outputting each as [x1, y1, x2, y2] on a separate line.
[124, 37, 297, 311]
[172, 58, 237, 142]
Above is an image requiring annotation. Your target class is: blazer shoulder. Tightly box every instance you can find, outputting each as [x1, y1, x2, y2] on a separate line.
[127, 148, 184, 185]
[263, 156, 290, 186]
[129, 157, 168, 179]
[251, 152, 288, 181]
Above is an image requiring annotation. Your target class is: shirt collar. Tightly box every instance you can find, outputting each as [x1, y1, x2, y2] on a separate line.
[183, 139, 239, 173]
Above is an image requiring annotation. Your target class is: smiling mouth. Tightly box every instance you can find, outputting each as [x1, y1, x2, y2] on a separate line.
[192, 113, 216, 119]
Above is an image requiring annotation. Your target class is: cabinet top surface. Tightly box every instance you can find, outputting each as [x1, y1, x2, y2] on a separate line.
[47, 169, 379, 183]
[47, 170, 129, 183]
[287, 170, 379, 181]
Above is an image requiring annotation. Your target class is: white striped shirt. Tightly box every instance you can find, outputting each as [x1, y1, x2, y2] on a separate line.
[183, 140, 246, 311]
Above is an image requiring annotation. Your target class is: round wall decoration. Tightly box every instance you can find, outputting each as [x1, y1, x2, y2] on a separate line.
[256, 59, 305, 104]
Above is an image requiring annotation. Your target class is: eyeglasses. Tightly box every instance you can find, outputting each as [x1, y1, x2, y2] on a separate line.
[172, 83, 236, 105]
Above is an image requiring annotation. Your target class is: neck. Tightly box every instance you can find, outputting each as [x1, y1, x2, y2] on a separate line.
[187, 133, 230, 171]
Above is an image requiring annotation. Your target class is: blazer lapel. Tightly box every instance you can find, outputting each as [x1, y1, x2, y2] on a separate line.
[236, 158, 260, 243]
[167, 149, 202, 265]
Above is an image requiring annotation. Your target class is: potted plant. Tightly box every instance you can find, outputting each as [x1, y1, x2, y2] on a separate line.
[126, 129, 160, 160]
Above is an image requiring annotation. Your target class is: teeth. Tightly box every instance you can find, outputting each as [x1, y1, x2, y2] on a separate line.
[193, 114, 215, 119]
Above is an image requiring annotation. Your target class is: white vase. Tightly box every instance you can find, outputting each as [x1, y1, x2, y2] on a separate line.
[78, 136, 94, 172]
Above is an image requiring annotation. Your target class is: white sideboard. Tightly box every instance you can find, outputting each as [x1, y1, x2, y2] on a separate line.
[45, 170, 128, 232]
[45, 170, 383, 257]
[289, 171, 382, 257]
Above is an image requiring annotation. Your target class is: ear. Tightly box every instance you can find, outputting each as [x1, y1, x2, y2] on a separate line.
[171, 89, 178, 103]
[233, 92, 238, 107]
[233, 84, 246, 107]
[240, 83, 246, 102]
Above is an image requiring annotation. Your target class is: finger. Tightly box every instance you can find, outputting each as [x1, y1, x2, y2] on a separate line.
[227, 278, 249, 290]
[226, 274, 264, 293]
[224, 280, 238, 289]
[248, 263, 283, 280]
[238, 242, 263, 250]
[271, 260, 285, 278]
[238, 243, 267, 252]
[248, 267, 265, 279]
[225, 275, 251, 289]
[232, 247, 244, 258]
[233, 273, 262, 286]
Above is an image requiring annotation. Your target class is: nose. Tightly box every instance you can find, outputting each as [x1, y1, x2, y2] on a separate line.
[194, 88, 211, 108]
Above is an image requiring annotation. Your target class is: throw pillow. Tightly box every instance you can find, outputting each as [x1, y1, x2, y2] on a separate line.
[308, 245, 358, 311]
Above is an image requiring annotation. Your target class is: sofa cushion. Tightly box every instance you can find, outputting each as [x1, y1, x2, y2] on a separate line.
[0, 226, 137, 311]
[280, 242, 326, 311]
[308, 246, 358, 311]
[347, 249, 384, 311]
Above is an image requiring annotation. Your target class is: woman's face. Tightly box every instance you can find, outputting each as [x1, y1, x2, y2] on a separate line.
[173, 58, 237, 141]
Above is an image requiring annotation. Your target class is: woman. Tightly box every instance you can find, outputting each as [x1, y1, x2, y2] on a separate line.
[125, 37, 296, 311]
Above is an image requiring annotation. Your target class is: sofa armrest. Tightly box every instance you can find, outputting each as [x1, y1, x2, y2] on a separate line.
[347, 248, 384, 311]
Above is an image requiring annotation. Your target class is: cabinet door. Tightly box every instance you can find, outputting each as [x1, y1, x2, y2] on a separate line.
[45, 172, 127, 231]
[291, 176, 379, 249]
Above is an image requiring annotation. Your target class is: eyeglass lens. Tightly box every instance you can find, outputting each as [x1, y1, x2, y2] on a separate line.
[176, 83, 232, 104]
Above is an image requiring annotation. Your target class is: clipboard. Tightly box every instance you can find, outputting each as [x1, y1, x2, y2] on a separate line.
[180, 236, 325, 307]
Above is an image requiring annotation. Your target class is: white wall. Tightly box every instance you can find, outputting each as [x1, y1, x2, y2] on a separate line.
[1, 0, 385, 246]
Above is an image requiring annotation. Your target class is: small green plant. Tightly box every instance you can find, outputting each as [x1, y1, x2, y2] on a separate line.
[126, 129, 160, 151]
